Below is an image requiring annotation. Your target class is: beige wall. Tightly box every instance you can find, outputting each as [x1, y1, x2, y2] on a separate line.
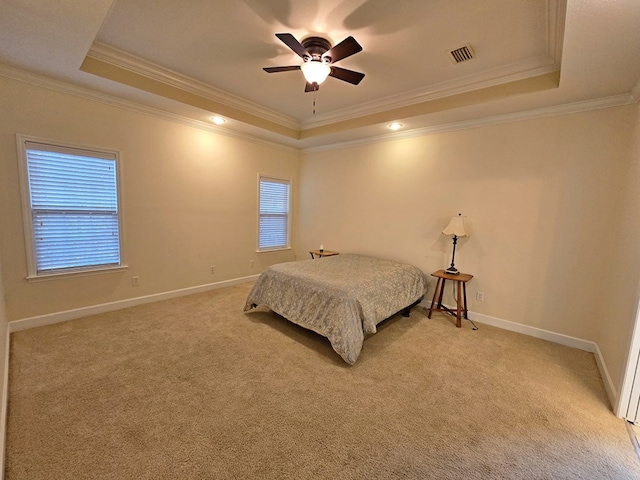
[3, 72, 640, 402]
[298, 107, 636, 345]
[0, 76, 300, 321]
[598, 100, 640, 394]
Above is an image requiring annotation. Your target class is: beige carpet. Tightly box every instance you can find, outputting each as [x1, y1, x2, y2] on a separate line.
[6, 282, 640, 479]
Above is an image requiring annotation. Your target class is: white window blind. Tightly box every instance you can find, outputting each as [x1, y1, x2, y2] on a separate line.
[24, 141, 121, 275]
[259, 176, 290, 250]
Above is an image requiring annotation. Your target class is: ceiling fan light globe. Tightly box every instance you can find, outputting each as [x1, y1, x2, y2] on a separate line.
[301, 61, 331, 85]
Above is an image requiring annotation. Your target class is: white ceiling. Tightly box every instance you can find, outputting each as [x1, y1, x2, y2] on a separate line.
[1, 0, 640, 150]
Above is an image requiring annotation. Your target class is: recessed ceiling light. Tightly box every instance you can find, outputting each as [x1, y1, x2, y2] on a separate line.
[388, 123, 403, 131]
[211, 116, 226, 125]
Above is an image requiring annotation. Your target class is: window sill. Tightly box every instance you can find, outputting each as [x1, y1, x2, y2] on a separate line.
[26, 265, 129, 282]
[256, 247, 292, 254]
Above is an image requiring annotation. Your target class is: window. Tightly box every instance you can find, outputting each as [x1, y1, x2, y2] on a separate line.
[18, 136, 123, 278]
[258, 176, 290, 251]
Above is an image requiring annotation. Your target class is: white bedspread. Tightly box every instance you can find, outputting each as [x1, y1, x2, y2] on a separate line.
[244, 254, 428, 364]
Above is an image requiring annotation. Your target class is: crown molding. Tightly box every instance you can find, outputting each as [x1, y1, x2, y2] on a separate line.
[302, 93, 637, 153]
[301, 61, 560, 130]
[302, 0, 566, 130]
[548, 0, 567, 62]
[86, 42, 300, 131]
[0, 63, 300, 154]
[3, 60, 634, 156]
[86, 42, 561, 136]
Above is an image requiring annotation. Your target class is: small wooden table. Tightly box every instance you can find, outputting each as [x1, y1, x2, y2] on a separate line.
[309, 250, 339, 259]
[427, 270, 473, 328]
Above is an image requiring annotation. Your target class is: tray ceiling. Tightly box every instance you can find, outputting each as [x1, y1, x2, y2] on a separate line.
[1, 1, 640, 149]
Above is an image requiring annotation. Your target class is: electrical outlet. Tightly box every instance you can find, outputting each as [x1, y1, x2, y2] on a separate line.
[210, 265, 215, 274]
[132, 276, 139, 286]
[476, 291, 485, 302]
[250, 260, 254, 268]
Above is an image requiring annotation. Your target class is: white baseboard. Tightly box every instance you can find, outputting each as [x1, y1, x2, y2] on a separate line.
[0, 327, 9, 480]
[419, 301, 618, 408]
[8, 274, 259, 333]
[469, 310, 597, 352]
[593, 343, 618, 410]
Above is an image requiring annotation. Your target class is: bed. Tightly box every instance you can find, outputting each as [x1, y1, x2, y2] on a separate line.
[243, 253, 428, 364]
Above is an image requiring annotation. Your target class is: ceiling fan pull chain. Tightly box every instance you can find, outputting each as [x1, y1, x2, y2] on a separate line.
[313, 84, 317, 114]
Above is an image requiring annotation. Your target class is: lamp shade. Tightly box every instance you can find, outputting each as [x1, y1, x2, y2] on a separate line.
[300, 60, 331, 85]
[442, 214, 468, 237]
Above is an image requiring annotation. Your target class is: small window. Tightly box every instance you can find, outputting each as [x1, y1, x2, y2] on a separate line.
[258, 176, 290, 251]
[17, 136, 123, 278]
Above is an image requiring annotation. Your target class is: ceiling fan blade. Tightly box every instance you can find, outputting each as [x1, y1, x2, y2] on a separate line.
[263, 66, 301, 73]
[329, 66, 365, 85]
[275, 33, 309, 59]
[322, 36, 362, 63]
[304, 82, 319, 93]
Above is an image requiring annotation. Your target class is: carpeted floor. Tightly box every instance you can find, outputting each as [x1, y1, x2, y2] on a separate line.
[5, 282, 640, 479]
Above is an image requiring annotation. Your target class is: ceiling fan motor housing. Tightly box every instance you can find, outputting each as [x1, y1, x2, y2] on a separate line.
[302, 36, 332, 62]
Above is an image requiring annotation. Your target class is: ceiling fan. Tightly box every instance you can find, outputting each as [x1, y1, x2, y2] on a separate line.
[263, 33, 365, 92]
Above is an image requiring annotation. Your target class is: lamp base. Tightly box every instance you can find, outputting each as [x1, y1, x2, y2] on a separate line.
[445, 267, 460, 275]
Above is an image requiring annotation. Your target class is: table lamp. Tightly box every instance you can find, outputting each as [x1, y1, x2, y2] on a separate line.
[442, 213, 469, 275]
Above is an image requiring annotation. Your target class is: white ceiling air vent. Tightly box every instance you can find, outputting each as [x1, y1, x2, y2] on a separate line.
[448, 44, 475, 64]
